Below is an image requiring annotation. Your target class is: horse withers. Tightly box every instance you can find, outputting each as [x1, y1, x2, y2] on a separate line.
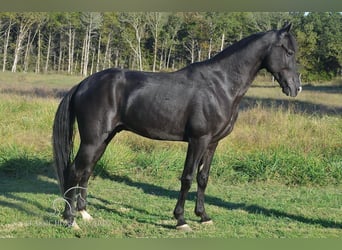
[52, 23, 301, 230]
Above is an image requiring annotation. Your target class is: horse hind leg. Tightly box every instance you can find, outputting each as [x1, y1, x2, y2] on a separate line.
[74, 142, 109, 220]
[62, 139, 110, 228]
[62, 162, 80, 228]
[195, 142, 218, 224]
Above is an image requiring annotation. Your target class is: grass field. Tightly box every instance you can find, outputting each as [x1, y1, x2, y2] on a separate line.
[0, 72, 341, 238]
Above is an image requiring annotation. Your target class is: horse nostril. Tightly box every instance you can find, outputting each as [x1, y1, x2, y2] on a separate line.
[297, 86, 302, 93]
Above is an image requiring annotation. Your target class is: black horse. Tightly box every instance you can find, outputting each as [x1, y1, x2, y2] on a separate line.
[52, 23, 301, 230]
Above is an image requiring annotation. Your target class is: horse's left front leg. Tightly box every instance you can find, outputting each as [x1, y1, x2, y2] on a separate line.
[173, 136, 210, 230]
[195, 142, 218, 224]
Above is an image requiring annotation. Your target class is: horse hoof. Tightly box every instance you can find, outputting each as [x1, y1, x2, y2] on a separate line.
[201, 220, 213, 225]
[64, 219, 81, 230]
[71, 221, 81, 230]
[176, 224, 192, 232]
[79, 210, 93, 221]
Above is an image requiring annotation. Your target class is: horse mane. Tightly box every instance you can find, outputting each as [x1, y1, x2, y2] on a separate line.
[212, 31, 269, 60]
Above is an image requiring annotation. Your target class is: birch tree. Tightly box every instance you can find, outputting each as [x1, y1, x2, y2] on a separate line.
[64, 12, 80, 74]
[1, 13, 15, 72]
[147, 12, 165, 72]
[120, 12, 146, 71]
[80, 12, 102, 76]
[11, 13, 38, 72]
[162, 13, 182, 69]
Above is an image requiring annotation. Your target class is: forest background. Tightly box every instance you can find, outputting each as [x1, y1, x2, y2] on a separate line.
[0, 12, 341, 82]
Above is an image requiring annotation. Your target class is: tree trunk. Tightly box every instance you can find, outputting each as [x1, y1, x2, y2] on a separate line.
[90, 48, 95, 75]
[137, 36, 143, 71]
[82, 27, 89, 76]
[107, 47, 112, 68]
[152, 26, 158, 72]
[71, 31, 75, 74]
[44, 32, 51, 73]
[12, 19, 36, 73]
[114, 49, 119, 68]
[68, 26, 72, 73]
[36, 28, 41, 73]
[159, 42, 164, 71]
[83, 20, 93, 76]
[103, 33, 111, 70]
[24, 30, 32, 72]
[185, 39, 195, 63]
[58, 40, 63, 72]
[3, 20, 12, 72]
[96, 34, 101, 72]
[74, 52, 79, 74]
[166, 45, 173, 69]
[220, 33, 225, 51]
[80, 35, 86, 75]
[24, 27, 38, 73]
[208, 38, 212, 59]
[12, 23, 25, 72]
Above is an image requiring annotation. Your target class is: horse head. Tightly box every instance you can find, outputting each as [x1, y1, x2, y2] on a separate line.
[263, 23, 302, 97]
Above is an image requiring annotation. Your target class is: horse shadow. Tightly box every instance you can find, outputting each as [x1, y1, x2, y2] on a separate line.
[95, 170, 342, 230]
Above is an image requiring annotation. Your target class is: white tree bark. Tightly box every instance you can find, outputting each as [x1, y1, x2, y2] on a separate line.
[2, 20, 12, 72]
[44, 32, 52, 73]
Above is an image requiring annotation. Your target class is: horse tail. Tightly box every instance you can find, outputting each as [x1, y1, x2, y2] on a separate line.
[52, 85, 79, 195]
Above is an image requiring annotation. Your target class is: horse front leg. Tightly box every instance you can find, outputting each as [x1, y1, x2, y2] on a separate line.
[195, 142, 218, 224]
[173, 137, 210, 230]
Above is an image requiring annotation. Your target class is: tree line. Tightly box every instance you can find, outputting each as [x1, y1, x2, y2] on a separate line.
[0, 12, 341, 82]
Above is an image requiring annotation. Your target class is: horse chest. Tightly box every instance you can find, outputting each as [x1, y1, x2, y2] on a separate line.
[211, 105, 239, 141]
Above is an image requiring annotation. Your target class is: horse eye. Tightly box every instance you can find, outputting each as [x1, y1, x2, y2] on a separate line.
[286, 50, 294, 57]
[281, 44, 294, 57]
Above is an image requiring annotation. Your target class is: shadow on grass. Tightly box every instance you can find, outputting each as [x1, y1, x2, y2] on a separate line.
[97, 171, 342, 230]
[0, 157, 60, 223]
[0, 87, 67, 99]
[252, 83, 342, 94]
[0, 157, 58, 193]
[240, 96, 342, 117]
[91, 195, 176, 230]
[301, 84, 342, 94]
[242, 84, 342, 116]
[1, 156, 342, 231]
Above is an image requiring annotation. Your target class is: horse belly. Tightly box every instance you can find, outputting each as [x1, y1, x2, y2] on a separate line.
[123, 91, 189, 141]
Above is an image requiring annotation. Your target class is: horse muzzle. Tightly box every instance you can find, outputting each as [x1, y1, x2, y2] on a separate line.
[282, 83, 302, 97]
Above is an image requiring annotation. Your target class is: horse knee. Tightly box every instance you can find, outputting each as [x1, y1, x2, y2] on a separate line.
[180, 175, 193, 190]
[197, 173, 208, 188]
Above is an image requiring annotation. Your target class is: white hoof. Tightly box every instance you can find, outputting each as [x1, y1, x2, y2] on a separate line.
[176, 224, 192, 231]
[71, 221, 81, 230]
[201, 220, 213, 225]
[79, 210, 93, 221]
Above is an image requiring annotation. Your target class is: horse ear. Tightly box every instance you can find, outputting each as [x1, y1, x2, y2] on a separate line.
[280, 22, 292, 33]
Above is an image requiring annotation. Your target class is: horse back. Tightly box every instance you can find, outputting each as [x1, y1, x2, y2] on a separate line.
[73, 67, 238, 143]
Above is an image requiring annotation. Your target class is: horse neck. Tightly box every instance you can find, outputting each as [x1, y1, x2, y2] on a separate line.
[210, 32, 274, 97]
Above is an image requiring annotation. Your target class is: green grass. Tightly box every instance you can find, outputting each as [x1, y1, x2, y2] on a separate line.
[0, 72, 341, 238]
